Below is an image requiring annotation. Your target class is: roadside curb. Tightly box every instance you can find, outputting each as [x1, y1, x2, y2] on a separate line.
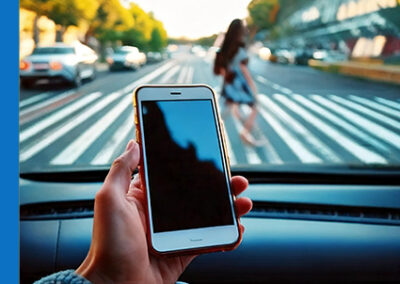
[309, 59, 400, 85]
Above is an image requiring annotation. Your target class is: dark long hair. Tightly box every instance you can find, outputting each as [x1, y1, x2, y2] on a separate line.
[214, 19, 245, 75]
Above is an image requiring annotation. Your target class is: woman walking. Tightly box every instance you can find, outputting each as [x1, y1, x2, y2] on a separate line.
[214, 19, 259, 145]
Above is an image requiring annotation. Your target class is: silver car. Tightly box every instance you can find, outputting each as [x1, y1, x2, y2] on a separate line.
[19, 42, 98, 88]
[107, 46, 146, 71]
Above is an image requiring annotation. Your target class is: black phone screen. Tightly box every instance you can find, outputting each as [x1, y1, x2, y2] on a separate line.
[141, 100, 234, 233]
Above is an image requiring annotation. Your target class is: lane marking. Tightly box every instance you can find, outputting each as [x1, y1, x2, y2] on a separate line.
[258, 95, 341, 162]
[375, 97, 400, 110]
[349, 95, 400, 119]
[176, 66, 188, 83]
[293, 94, 390, 153]
[241, 105, 283, 164]
[90, 115, 135, 165]
[19, 90, 76, 116]
[313, 95, 400, 150]
[20, 62, 176, 162]
[19, 92, 50, 108]
[331, 95, 400, 130]
[159, 65, 180, 83]
[51, 95, 132, 165]
[20, 92, 102, 143]
[275, 94, 387, 164]
[185, 66, 194, 84]
[256, 100, 322, 163]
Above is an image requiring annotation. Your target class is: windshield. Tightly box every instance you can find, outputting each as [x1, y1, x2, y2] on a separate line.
[32, 47, 75, 55]
[19, 0, 400, 174]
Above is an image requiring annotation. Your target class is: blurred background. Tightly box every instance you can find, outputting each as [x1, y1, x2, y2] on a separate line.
[19, 0, 400, 172]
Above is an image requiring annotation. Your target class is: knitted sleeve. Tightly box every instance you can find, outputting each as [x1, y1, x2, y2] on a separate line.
[33, 269, 91, 284]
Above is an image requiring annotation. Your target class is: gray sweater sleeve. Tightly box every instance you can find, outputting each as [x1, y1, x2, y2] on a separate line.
[33, 270, 92, 284]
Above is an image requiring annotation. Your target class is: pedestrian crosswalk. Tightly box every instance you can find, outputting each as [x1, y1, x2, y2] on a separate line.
[19, 60, 400, 169]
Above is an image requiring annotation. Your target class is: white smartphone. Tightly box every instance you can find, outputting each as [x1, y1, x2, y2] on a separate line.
[133, 84, 241, 255]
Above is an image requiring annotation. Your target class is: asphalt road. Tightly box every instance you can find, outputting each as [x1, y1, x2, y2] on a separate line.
[19, 48, 400, 172]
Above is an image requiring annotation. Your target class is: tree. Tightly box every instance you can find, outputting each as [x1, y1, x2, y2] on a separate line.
[247, 0, 280, 34]
[20, 0, 52, 44]
[149, 28, 163, 51]
[20, 0, 99, 42]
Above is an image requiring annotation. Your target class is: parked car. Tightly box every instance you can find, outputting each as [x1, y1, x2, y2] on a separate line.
[107, 46, 144, 71]
[312, 49, 348, 62]
[146, 51, 163, 63]
[293, 48, 315, 65]
[19, 42, 98, 88]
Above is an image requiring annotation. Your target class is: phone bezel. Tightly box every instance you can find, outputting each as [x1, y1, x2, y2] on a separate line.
[135, 84, 239, 254]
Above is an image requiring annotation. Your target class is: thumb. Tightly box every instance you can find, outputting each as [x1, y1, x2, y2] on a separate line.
[104, 140, 140, 195]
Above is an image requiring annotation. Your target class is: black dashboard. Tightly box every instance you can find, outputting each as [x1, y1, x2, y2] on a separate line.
[20, 173, 400, 283]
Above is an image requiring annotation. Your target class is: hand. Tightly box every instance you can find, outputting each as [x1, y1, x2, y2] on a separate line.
[76, 140, 253, 284]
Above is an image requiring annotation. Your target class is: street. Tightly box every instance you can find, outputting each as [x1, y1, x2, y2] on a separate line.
[19, 47, 400, 171]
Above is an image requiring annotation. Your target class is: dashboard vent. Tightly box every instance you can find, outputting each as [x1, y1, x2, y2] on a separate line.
[249, 201, 400, 226]
[20, 200, 94, 220]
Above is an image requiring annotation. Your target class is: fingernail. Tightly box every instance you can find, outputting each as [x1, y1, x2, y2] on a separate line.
[126, 140, 135, 151]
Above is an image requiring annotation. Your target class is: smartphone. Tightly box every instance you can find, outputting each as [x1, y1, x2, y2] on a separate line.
[133, 84, 241, 255]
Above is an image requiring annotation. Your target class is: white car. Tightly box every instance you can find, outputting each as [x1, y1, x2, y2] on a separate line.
[19, 42, 98, 88]
[107, 46, 146, 70]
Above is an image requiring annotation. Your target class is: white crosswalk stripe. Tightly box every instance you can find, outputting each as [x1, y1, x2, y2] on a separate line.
[185, 66, 194, 84]
[20, 62, 175, 162]
[159, 65, 180, 83]
[349, 95, 400, 119]
[177, 66, 188, 83]
[258, 95, 341, 162]
[375, 97, 400, 110]
[19, 62, 399, 167]
[90, 115, 135, 165]
[257, 99, 322, 163]
[313, 95, 400, 150]
[275, 94, 387, 164]
[20, 91, 124, 162]
[331, 95, 400, 130]
[51, 95, 132, 165]
[20, 90, 76, 116]
[293, 95, 390, 153]
[20, 92, 102, 143]
[19, 92, 50, 108]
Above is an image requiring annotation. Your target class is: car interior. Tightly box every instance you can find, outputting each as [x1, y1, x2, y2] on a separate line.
[20, 168, 400, 283]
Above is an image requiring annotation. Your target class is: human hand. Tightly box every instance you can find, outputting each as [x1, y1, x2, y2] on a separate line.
[76, 140, 252, 284]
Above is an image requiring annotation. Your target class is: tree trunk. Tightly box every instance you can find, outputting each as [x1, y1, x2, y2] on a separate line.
[33, 14, 40, 45]
[55, 26, 65, 42]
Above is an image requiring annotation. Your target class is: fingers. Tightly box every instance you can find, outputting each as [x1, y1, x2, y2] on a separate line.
[235, 197, 252, 217]
[103, 140, 140, 195]
[231, 176, 248, 196]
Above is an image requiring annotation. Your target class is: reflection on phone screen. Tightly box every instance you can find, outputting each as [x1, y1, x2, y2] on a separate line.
[142, 100, 233, 233]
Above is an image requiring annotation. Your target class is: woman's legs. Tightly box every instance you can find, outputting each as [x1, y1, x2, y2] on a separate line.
[239, 104, 266, 146]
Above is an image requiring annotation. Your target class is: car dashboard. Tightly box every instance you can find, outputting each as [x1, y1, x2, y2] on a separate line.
[20, 171, 400, 283]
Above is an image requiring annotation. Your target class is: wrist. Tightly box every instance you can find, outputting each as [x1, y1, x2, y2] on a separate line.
[76, 255, 113, 284]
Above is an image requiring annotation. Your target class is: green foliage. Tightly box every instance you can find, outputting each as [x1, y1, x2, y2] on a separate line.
[247, 0, 279, 31]
[21, 0, 98, 27]
[21, 0, 168, 51]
